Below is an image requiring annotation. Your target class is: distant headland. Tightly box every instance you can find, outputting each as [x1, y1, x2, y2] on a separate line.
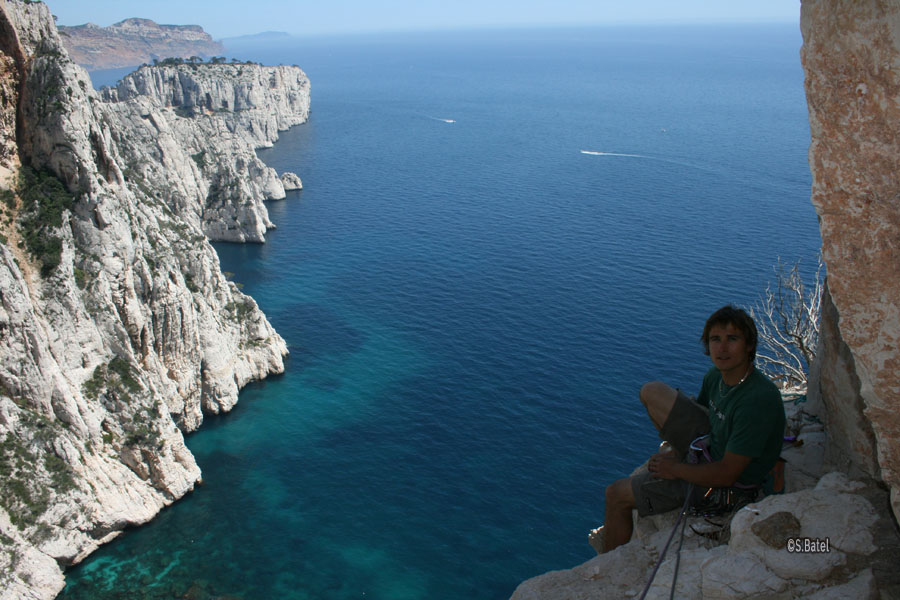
[58, 18, 224, 70]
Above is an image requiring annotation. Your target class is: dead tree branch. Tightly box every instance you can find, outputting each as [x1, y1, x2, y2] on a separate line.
[750, 255, 824, 394]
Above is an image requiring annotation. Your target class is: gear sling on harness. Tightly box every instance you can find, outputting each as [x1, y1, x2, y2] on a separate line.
[685, 434, 761, 516]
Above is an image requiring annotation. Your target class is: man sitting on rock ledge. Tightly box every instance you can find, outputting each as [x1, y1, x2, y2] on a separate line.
[595, 305, 786, 554]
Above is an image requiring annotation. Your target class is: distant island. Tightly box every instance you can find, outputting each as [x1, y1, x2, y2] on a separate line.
[58, 18, 224, 70]
[222, 30, 292, 44]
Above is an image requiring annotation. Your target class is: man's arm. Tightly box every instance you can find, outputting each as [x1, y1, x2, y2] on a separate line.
[649, 451, 751, 488]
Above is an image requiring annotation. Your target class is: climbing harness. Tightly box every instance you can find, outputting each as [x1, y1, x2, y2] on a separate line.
[685, 435, 761, 517]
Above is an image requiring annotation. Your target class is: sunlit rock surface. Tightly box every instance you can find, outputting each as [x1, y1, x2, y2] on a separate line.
[801, 0, 900, 523]
[0, 1, 305, 596]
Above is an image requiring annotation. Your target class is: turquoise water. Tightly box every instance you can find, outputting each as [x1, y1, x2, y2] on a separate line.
[62, 24, 819, 599]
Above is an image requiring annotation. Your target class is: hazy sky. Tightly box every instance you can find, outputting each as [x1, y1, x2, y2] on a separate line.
[47, 0, 800, 39]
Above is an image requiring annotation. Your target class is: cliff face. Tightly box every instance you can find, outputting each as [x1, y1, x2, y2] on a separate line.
[58, 18, 225, 71]
[101, 62, 310, 242]
[0, 1, 305, 597]
[801, 0, 900, 524]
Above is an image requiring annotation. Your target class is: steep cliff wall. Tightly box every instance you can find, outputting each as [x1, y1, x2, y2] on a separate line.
[58, 18, 225, 71]
[101, 62, 310, 242]
[801, 0, 900, 523]
[0, 1, 305, 597]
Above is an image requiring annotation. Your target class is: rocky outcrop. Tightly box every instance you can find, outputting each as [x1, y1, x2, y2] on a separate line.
[800, 0, 900, 523]
[513, 473, 885, 600]
[0, 1, 303, 597]
[58, 18, 224, 71]
[100, 62, 310, 242]
[809, 285, 880, 482]
[513, 418, 900, 599]
[281, 171, 303, 191]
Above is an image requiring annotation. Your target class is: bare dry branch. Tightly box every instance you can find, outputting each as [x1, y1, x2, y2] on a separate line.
[750, 254, 824, 394]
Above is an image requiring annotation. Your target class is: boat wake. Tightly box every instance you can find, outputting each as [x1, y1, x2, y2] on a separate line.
[428, 116, 456, 123]
[580, 149, 722, 175]
[580, 150, 645, 158]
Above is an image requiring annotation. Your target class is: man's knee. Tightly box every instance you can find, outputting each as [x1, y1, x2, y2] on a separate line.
[641, 381, 671, 406]
[605, 477, 635, 511]
[640, 381, 677, 428]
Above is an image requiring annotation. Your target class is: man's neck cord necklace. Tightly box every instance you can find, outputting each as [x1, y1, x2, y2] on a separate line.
[719, 365, 753, 396]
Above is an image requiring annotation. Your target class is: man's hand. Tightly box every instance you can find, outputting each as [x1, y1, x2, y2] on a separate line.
[648, 450, 753, 487]
[648, 452, 680, 480]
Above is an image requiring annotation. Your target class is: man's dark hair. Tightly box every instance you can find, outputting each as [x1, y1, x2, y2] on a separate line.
[700, 305, 758, 361]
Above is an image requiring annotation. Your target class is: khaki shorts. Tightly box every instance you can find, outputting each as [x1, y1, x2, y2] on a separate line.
[632, 390, 710, 517]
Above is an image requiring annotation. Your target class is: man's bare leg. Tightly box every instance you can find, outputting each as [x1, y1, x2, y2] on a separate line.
[593, 382, 678, 554]
[640, 381, 678, 432]
[602, 477, 636, 552]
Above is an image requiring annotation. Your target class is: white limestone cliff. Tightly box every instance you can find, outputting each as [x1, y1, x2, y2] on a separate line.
[0, 1, 305, 597]
[98, 60, 310, 242]
[281, 171, 303, 191]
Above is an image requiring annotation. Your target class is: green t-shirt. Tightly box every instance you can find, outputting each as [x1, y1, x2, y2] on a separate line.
[696, 366, 785, 486]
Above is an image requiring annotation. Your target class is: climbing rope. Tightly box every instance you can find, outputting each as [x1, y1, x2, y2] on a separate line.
[637, 484, 693, 600]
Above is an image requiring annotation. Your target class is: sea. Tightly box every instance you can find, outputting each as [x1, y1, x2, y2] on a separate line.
[62, 23, 819, 600]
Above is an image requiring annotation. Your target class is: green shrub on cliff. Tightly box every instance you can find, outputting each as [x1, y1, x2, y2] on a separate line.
[82, 358, 163, 448]
[15, 166, 75, 277]
[225, 299, 254, 323]
[82, 364, 106, 400]
[83, 356, 140, 402]
[0, 188, 15, 210]
[191, 150, 207, 169]
[108, 356, 139, 393]
[0, 418, 76, 533]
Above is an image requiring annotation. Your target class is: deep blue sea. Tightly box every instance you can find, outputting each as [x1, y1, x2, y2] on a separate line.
[63, 24, 819, 600]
